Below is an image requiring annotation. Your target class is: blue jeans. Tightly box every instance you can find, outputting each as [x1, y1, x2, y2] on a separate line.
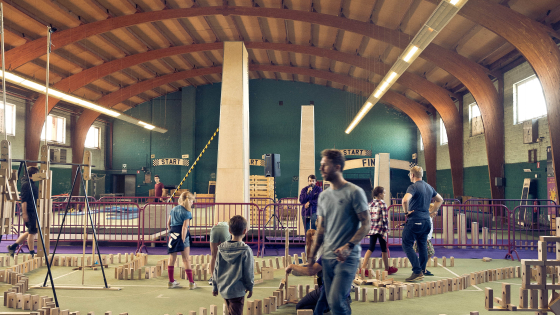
[321, 256, 358, 315]
[304, 213, 317, 233]
[313, 286, 329, 315]
[402, 218, 431, 274]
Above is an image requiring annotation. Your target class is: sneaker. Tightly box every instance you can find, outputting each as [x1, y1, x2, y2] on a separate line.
[424, 269, 434, 276]
[387, 267, 398, 275]
[208, 277, 213, 285]
[6, 245, 15, 258]
[168, 280, 181, 289]
[189, 282, 197, 290]
[405, 272, 424, 282]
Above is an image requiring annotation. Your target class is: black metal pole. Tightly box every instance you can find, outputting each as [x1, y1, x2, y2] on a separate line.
[42, 166, 80, 286]
[22, 162, 59, 307]
[79, 167, 109, 288]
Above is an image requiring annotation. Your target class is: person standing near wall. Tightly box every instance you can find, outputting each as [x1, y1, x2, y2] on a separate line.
[7, 166, 40, 258]
[299, 175, 322, 232]
[308, 149, 370, 315]
[154, 175, 164, 202]
[401, 166, 443, 282]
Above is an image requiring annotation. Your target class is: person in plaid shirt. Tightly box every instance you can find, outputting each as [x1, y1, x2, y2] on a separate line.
[359, 186, 398, 276]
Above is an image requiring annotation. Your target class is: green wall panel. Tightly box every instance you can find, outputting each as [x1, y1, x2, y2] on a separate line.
[464, 165, 491, 198]
[436, 169, 453, 198]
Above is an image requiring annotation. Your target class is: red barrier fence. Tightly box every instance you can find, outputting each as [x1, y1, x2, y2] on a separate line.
[5, 197, 560, 260]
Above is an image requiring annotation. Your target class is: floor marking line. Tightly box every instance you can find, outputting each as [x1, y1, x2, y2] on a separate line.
[437, 263, 482, 291]
[33, 270, 79, 287]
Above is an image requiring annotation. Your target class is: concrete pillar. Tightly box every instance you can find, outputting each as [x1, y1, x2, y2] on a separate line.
[215, 42, 250, 221]
[374, 153, 390, 231]
[298, 105, 315, 235]
[374, 153, 391, 206]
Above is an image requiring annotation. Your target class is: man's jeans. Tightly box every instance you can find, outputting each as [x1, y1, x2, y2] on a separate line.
[401, 218, 431, 274]
[321, 256, 358, 315]
[304, 213, 318, 232]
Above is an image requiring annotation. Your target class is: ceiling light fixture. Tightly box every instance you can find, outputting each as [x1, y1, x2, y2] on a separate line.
[0, 70, 167, 133]
[345, 0, 468, 134]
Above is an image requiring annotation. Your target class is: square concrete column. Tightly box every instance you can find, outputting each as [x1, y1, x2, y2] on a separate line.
[298, 105, 315, 235]
[215, 42, 250, 221]
[374, 153, 391, 229]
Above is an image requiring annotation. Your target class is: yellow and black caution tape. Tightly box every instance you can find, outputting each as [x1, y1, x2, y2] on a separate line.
[167, 128, 219, 201]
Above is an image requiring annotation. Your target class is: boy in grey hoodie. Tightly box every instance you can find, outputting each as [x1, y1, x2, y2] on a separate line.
[212, 215, 254, 315]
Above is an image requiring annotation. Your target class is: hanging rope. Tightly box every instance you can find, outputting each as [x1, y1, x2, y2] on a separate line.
[167, 127, 219, 201]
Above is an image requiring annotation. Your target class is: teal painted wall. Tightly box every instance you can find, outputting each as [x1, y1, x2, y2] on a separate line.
[436, 169, 453, 198]
[193, 80, 417, 199]
[112, 80, 418, 198]
[112, 91, 183, 196]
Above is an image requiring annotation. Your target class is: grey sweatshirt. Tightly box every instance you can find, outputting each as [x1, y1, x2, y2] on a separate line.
[212, 241, 254, 299]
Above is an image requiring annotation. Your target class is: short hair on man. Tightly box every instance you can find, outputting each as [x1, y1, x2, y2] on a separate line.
[154, 175, 160, 178]
[308, 174, 316, 180]
[27, 166, 39, 177]
[410, 166, 423, 179]
[229, 215, 247, 236]
[321, 149, 345, 171]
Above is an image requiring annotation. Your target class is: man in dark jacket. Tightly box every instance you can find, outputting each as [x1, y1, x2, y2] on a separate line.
[7, 166, 39, 257]
[299, 175, 322, 232]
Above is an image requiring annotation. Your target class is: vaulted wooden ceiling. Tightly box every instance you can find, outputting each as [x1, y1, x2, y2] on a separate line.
[2, 0, 560, 112]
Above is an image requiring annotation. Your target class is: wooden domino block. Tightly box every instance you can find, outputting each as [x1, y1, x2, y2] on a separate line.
[519, 288, 528, 308]
[372, 288, 378, 302]
[379, 287, 386, 302]
[361, 287, 367, 302]
[254, 300, 262, 315]
[387, 285, 395, 301]
[269, 296, 277, 312]
[407, 284, 414, 299]
[263, 299, 270, 314]
[246, 301, 254, 315]
[442, 256, 446, 267]
[261, 267, 274, 280]
[297, 311, 313, 315]
[485, 288, 493, 310]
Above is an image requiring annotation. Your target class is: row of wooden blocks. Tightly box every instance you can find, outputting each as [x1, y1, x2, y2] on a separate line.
[485, 283, 560, 312]
[0, 257, 42, 282]
[0, 254, 12, 267]
[180, 266, 209, 281]
[5, 295, 129, 315]
[256, 257, 283, 273]
[471, 266, 520, 286]
[4, 294, 53, 311]
[115, 265, 159, 280]
[3, 272, 29, 299]
[115, 253, 148, 272]
[358, 256, 455, 270]
[353, 275, 472, 303]
[172, 298, 281, 315]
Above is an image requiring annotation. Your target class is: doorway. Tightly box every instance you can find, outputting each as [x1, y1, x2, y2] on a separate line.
[113, 174, 136, 196]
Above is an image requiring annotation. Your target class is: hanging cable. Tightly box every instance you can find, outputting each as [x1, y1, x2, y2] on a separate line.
[1, 3, 6, 141]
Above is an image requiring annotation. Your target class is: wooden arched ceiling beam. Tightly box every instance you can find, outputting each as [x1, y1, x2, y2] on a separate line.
[26, 41, 461, 195]
[457, 0, 560, 204]
[71, 64, 437, 188]
[7, 6, 496, 196]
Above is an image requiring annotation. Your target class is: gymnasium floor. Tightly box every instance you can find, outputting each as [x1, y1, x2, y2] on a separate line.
[0, 250, 535, 315]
